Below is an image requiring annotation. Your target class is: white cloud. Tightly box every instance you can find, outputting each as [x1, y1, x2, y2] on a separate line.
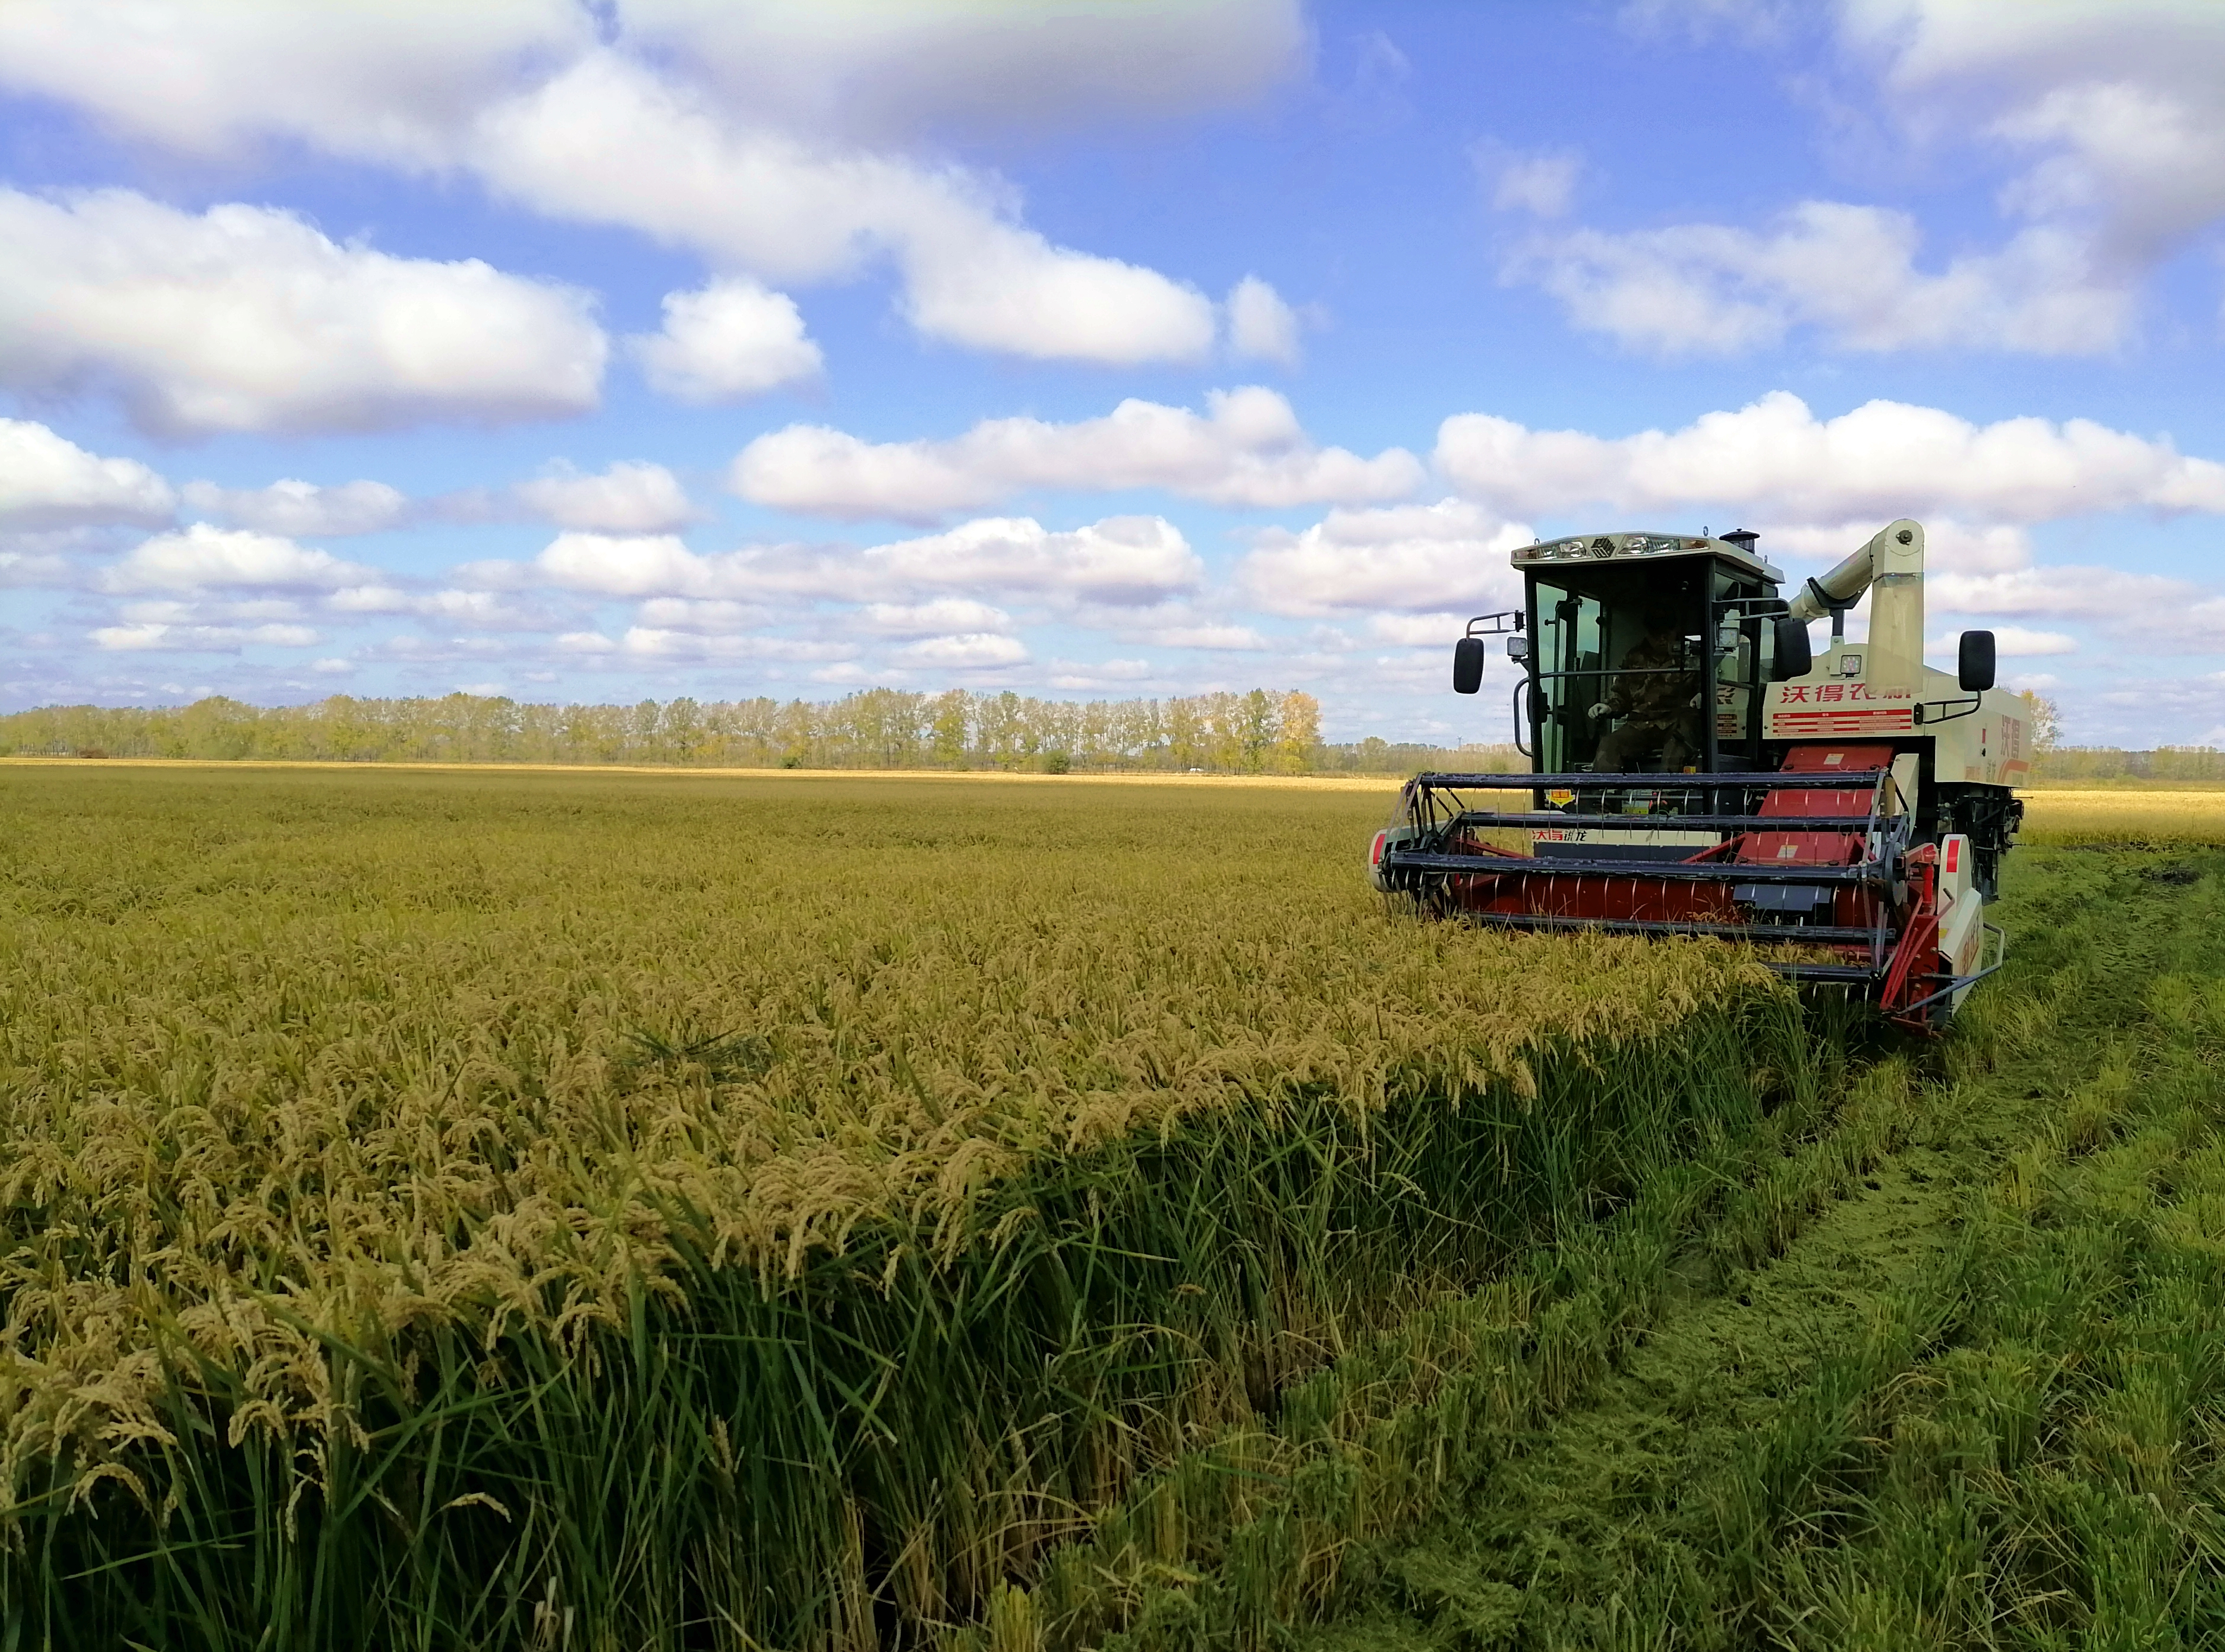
[92, 620, 320, 651]
[1227, 276, 1301, 365]
[531, 532, 708, 597]
[860, 598, 1013, 637]
[472, 52, 1217, 366]
[894, 632, 1030, 669]
[0, 548, 73, 587]
[1240, 498, 1533, 618]
[629, 278, 822, 402]
[632, 597, 773, 634]
[1524, 4, 2225, 358]
[1433, 391, 2225, 525]
[1045, 658, 1159, 690]
[1926, 566, 2191, 620]
[614, 0, 1305, 145]
[0, 418, 176, 528]
[1920, 565, 2225, 658]
[614, 628, 856, 662]
[1925, 625, 2077, 657]
[515, 462, 694, 532]
[1136, 624, 1274, 651]
[1846, 0, 2225, 270]
[1514, 204, 2129, 357]
[1474, 141, 1582, 217]
[733, 387, 1422, 521]
[0, 0, 589, 165]
[181, 478, 408, 537]
[0, 189, 605, 436]
[0, 7, 1275, 370]
[1758, 519, 2035, 575]
[1365, 612, 1473, 647]
[866, 516, 1202, 607]
[102, 525, 377, 593]
[478, 513, 1202, 617]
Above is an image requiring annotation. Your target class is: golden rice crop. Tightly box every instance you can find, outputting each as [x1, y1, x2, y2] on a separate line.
[2017, 786, 2225, 845]
[1, 765, 1817, 1650]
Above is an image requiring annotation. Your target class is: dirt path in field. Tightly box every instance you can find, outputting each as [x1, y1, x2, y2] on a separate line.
[1297, 846, 2195, 1651]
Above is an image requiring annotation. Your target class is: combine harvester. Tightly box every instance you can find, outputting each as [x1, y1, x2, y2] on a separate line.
[1370, 521, 2026, 1029]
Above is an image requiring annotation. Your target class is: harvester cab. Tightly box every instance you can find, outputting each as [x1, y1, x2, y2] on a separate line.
[1370, 521, 2027, 1029]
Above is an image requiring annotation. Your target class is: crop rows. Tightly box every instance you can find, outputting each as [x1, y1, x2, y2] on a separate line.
[2, 766, 1832, 1648]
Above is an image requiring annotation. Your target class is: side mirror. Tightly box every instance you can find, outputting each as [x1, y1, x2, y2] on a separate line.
[1771, 616, 1812, 681]
[1505, 633, 1528, 662]
[1958, 630, 1996, 693]
[1452, 635, 1485, 695]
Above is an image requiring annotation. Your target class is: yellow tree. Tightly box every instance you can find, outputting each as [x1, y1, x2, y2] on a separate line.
[1274, 690, 1322, 773]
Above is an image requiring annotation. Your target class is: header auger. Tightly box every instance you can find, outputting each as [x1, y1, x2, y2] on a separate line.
[1370, 520, 2025, 1030]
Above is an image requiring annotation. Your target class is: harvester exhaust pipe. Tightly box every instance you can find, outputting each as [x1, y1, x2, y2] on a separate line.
[1787, 518, 1925, 695]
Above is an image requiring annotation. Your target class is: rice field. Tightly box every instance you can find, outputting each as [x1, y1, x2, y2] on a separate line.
[7, 763, 2207, 1650]
[2, 764, 1819, 1650]
[2016, 786, 2225, 845]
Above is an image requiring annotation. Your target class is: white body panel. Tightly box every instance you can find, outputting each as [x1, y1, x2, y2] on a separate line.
[1763, 642, 2033, 790]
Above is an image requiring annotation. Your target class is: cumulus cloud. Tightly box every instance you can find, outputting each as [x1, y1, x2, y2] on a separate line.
[1925, 625, 2076, 657]
[624, 598, 770, 635]
[629, 278, 822, 402]
[1514, 205, 2129, 357]
[1433, 391, 2225, 525]
[1474, 140, 1582, 217]
[477, 513, 1202, 614]
[1239, 498, 1534, 618]
[1133, 624, 1274, 651]
[860, 597, 1013, 637]
[1226, 276, 1301, 365]
[606, 628, 857, 663]
[93, 620, 321, 651]
[614, 0, 1304, 145]
[0, 418, 175, 528]
[865, 516, 1204, 607]
[893, 632, 1030, 669]
[1847, 0, 2225, 270]
[0, 6, 1269, 368]
[102, 524, 378, 593]
[471, 53, 1218, 366]
[0, 0, 590, 165]
[324, 584, 554, 630]
[181, 477, 408, 537]
[514, 462, 695, 532]
[1520, 3, 2225, 357]
[733, 387, 1423, 522]
[0, 189, 606, 436]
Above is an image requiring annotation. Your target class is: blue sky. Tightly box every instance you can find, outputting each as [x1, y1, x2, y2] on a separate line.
[4, 0, 2223, 745]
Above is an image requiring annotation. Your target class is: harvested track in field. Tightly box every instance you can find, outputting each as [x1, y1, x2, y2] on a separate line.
[1306, 1067, 2000, 1648]
[1296, 843, 2225, 1651]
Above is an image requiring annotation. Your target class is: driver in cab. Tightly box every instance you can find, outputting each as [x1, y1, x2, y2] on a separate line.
[1590, 598, 1701, 771]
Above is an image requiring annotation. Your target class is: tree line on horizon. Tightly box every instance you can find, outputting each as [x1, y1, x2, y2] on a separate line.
[7, 685, 2192, 781]
[0, 688, 1391, 774]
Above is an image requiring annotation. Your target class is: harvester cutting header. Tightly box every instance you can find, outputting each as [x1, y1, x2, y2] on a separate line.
[1369, 520, 2025, 1028]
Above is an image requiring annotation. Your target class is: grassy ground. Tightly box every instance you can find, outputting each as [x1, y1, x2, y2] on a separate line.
[1002, 830, 2223, 1648]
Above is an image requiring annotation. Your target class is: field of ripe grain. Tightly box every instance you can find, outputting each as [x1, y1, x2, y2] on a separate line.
[2017, 786, 2225, 845]
[0, 764, 1833, 1651]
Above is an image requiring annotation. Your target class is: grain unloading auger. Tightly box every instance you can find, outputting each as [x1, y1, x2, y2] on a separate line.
[1369, 520, 2027, 1029]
